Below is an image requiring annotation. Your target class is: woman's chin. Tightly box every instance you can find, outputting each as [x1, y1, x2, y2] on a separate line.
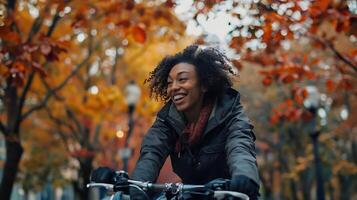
[174, 104, 187, 112]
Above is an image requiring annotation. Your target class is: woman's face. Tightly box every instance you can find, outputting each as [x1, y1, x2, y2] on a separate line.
[167, 62, 205, 114]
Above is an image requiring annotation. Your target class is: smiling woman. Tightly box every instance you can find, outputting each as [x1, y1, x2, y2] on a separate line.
[167, 63, 205, 122]
[91, 44, 260, 200]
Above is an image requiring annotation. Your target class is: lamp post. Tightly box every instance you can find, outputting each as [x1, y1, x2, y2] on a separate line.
[303, 86, 325, 200]
[121, 80, 141, 171]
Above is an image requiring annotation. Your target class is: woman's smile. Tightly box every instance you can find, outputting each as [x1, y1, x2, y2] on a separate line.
[172, 93, 186, 104]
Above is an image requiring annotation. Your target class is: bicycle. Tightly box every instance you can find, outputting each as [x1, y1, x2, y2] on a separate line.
[87, 170, 249, 200]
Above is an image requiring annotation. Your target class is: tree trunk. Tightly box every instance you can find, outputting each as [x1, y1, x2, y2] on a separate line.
[74, 156, 94, 200]
[339, 175, 352, 200]
[301, 169, 312, 200]
[0, 140, 23, 200]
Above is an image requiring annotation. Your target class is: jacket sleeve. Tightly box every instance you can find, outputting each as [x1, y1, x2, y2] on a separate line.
[225, 95, 260, 186]
[131, 117, 176, 182]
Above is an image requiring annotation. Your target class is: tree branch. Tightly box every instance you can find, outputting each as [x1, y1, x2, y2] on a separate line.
[46, 10, 61, 37]
[45, 107, 81, 143]
[65, 107, 83, 142]
[18, 72, 35, 111]
[111, 44, 120, 85]
[21, 54, 91, 121]
[327, 43, 357, 73]
[27, 13, 45, 43]
[15, 71, 35, 130]
[92, 124, 101, 150]
[39, 75, 64, 101]
[45, 0, 72, 37]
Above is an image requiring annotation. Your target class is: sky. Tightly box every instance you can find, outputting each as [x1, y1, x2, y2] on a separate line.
[174, 0, 234, 42]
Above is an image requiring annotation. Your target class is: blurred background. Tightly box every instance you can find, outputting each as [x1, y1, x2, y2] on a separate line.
[0, 0, 356, 199]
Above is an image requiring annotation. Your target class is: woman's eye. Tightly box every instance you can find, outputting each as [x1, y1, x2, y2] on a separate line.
[179, 78, 187, 82]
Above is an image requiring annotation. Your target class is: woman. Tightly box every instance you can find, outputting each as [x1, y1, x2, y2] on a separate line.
[92, 45, 260, 199]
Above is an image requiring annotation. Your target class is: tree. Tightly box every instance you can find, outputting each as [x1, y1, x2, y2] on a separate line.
[0, 1, 69, 199]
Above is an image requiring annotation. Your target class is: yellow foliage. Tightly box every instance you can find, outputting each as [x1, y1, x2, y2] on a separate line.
[14, 8, 35, 40]
[333, 160, 357, 175]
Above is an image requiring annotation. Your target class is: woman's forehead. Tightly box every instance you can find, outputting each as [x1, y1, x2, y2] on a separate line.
[169, 62, 196, 77]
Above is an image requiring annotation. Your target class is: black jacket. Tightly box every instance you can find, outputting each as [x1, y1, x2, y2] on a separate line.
[131, 88, 259, 186]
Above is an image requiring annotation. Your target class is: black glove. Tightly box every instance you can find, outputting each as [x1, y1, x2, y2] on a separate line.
[205, 178, 230, 190]
[90, 167, 116, 184]
[113, 171, 130, 194]
[230, 175, 259, 200]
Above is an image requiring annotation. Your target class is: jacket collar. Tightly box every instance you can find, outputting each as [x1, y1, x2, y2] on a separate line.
[157, 88, 240, 136]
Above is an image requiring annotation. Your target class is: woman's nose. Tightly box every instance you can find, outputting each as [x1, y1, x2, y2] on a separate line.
[168, 81, 179, 92]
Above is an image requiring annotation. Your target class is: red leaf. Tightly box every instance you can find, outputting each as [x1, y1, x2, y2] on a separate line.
[132, 25, 146, 43]
[262, 76, 273, 86]
[12, 61, 26, 73]
[310, 0, 331, 17]
[262, 24, 272, 43]
[280, 74, 295, 84]
[302, 110, 314, 121]
[269, 113, 280, 125]
[0, 31, 21, 43]
[326, 79, 335, 92]
[230, 37, 244, 49]
[232, 60, 243, 70]
[116, 20, 131, 28]
[337, 78, 353, 90]
[294, 93, 304, 105]
[165, 0, 175, 8]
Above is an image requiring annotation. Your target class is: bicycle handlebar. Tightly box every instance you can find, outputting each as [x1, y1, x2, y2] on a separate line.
[87, 180, 250, 200]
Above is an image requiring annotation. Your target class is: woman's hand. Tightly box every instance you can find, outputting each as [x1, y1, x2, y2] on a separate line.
[230, 175, 260, 200]
[90, 167, 116, 184]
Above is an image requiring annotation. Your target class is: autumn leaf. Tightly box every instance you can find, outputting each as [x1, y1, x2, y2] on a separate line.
[116, 19, 131, 28]
[280, 74, 295, 84]
[262, 76, 273, 86]
[165, 0, 175, 8]
[0, 31, 21, 43]
[269, 113, 280, 125]
[337, 77, 353, 90]
[326, 79, 335, 92]
[310, 0, 331, 17]
[262, 24, 272, 43]
[12, 61, 26, 73]
[131, 25, 146, 43]
[0, 64, 9, 76]
[232, 60, 243, 70]
[230, 37, 244, 49]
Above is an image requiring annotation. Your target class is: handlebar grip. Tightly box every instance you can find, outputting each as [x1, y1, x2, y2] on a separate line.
[147, 183, 167, 191]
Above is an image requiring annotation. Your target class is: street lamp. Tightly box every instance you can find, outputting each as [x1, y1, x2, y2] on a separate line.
[121, 80, 141, 171]
[303, 85, 325, 200]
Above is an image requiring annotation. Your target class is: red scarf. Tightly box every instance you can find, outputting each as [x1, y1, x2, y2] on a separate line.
[175, 99, 214, 153]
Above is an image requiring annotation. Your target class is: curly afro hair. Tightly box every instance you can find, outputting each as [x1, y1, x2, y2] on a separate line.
[145, 44, 237, 101]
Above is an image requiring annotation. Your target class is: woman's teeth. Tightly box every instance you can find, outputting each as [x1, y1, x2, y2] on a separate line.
[173, 94, 185, 101]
